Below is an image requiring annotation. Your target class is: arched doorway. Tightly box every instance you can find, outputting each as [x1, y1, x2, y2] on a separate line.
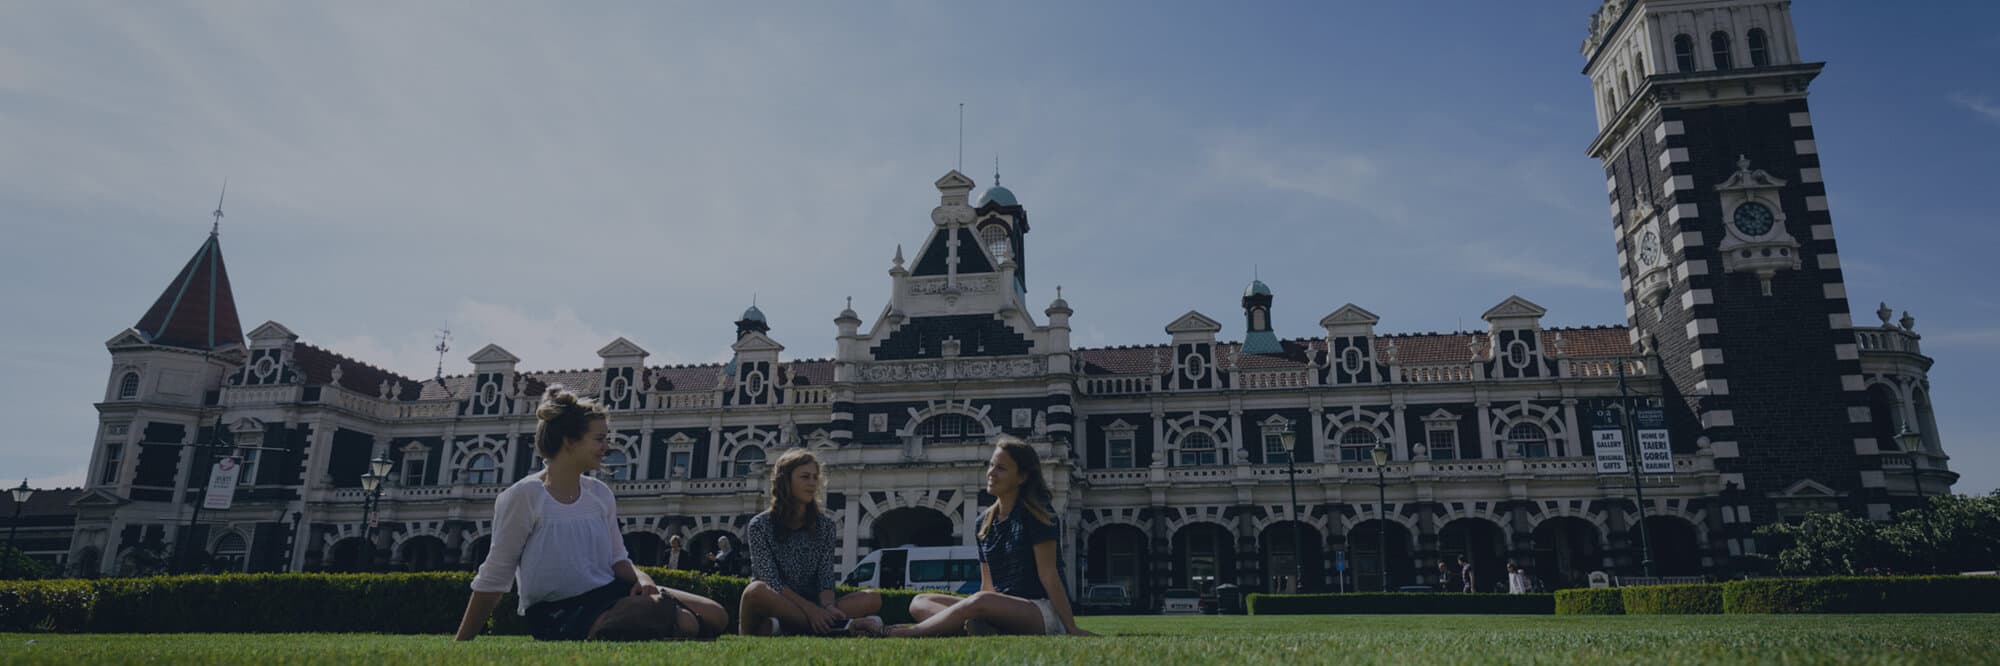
[399, 535, 449, 572]
[209, 532, 248, 573]
[1085, 524, 1149, 604]
[1532, 517, 1603, 589]
[1171, 523, 1236, 596]
[1437, 519, 1507, 593]
[463, 536, 492, 571]
[872, 507, 957, 549]
[73, 547, 101, 578]
[1631, 516, 1702, 577]
[1346, 520, 1414, 592]
[1260, 521, 1324, 594]
[328, 537, 369, 572]
[624, 532, 667, 567]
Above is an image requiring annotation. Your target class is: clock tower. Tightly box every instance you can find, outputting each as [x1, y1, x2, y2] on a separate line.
[1583, 1, 1903, 533]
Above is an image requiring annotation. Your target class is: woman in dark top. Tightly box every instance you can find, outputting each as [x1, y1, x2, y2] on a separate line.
[886, 437, 1092, 637]
[739, 449, 883, 635]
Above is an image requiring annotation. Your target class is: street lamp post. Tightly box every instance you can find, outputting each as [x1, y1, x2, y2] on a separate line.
[1281, 429, 1304, 593]
[1896, 425, 1925, 507]
[7, 479, 34, 575]
[1370, 443, 1390, 592]
[358, 455, 394, 571]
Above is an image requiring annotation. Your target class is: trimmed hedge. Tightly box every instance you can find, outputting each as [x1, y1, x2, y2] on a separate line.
[0, 568, 942, 633]
[1620, 583, 1724, 615]
[1246, 593, 1554, 615]
[1553, 588, 1624, 615]
[1722, 576, 2000, 614]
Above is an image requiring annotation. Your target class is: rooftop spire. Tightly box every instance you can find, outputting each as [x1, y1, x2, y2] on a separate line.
[210, 180, 227, 236]
[133, 197, 245, 351]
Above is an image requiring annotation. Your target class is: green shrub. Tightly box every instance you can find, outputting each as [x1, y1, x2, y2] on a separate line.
[0, 569, 947, 634]
[1722, 575, 2000, 614]
[1553, 588, 1624, 615]
[1245, 593, 1553, 615]
[1620, 583, 1723, 614]
[0, 579, 96, 631]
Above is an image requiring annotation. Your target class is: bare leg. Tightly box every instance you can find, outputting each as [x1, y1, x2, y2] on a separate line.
[836, 589, 883, 618]
[907, 593, 959, 623]
[886, 591, 1047, 638]
[664, 586, 729, 638]
[738, 581, 828, 635]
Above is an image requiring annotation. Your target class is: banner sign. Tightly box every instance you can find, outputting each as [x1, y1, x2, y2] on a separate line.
[203, 456, 240, 510]
[1635, 407, 1674, 474]
[1589, 408, 1628, 475]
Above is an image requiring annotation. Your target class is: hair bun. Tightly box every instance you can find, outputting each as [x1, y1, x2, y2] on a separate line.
[536, 384, 577, 421]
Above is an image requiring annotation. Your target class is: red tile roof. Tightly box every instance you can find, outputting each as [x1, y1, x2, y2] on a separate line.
[293, 343, 425, 401]
[1077, 325, 1633, 374]
[133, 234, 244, 351]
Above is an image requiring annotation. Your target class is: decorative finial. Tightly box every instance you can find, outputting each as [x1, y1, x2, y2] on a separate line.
[1899, 311, 1916, 331]
[846, 296, 853, 309]
[211, 179, 227, 236]
[1056, 285, 1063, 299]
[994, 155, 1001, 186]
[1877, 302, 1893, 326]
[893, 244, 904, 267]
[752, 292, 758, 307]
[1736, 154, 1751, 172]
[433, 325, 452, 384]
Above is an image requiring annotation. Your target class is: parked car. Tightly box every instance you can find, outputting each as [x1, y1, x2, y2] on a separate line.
[1161, 587, 1202, 614]
[1078, 584, 1132, 614]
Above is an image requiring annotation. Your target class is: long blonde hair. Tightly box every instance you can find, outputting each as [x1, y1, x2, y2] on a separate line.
[768, 448, 822, 538]
[978, 436, 1055, 539]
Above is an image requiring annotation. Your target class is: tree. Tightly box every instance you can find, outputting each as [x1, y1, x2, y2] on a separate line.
[1756, 511, 1899, 576]
[1758, 494, 2000, 576]
[0, 545, 52, 580]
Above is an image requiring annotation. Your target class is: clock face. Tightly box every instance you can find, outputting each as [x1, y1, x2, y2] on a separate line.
[1637, 231, 1662, 267]
[1733, 202, 1776, 236]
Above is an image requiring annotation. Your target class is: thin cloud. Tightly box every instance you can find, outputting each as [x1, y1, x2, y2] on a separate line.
[1949, 92, 2000, 124]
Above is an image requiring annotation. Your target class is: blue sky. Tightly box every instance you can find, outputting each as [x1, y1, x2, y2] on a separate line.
[2, 1, 1995, 494]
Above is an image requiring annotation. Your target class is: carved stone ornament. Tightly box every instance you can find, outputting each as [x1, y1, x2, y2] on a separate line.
[1714, 155, 1800, 296]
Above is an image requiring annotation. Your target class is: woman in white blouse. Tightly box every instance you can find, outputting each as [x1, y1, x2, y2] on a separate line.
[454, 385, 727, 641]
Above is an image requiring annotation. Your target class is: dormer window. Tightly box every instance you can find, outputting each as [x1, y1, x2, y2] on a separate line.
[979, 223, 1010, 263]
[118, 372, 140, 400]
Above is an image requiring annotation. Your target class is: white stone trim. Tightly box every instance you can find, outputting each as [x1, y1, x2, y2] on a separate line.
[1662, 175, 1694, 194]
[1686, 318, 1718, 339]
[1794, 139, 1817, 155]
[1834, 344, 1858, 361]
[1829, 313, 1852, 329]
[1859, 470, 1886, 488]
[1676, 230, 1704, 249]
[1606, 175, 1618, 193]
[1818, 253, 1839, 270]
[1841, 375, 1866, 392]
[1867, 504, 1892, 521]
[1823, 283, 1846, 300]
[1695, 378, 1729, 396]
[1812, 224, 1834, 240]
[1667, 202, 1698, 223]
[1711, 440, 1739, 458]
[1847, 406, 1872, 423]
[1681, 289, 1713, 310]
[1853, 437, 1879, 455]
[1700, 410, 1735, 428]
[1691, 349, 1724, 368]
[1660, 147, 1690, 171]
[1800, 167, 1822, 183]
[1660, 120, 1685, 137]
[1788, 112, 1812, 127]
[1722, 472, 1745, 489]
[1805, 195, 1828, 212]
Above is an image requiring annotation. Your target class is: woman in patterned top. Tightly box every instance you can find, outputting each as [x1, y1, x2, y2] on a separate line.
[886, 436, 1093, 637]
[739, 449, 884, 635]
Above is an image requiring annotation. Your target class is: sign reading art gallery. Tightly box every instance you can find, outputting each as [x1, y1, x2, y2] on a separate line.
[1588, 408, 1628, 474]
[1635, 407, 1674, 474]
[204, 456, 240, 510]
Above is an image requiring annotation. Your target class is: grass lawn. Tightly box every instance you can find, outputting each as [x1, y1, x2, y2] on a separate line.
[3, 614, 1997, 665]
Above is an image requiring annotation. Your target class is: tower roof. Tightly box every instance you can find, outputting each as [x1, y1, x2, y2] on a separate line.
[741, 304, 767, 324]
[977, 185, 1017, 207]
[133, 232, 244, 351]
[1244, 279, 1272, 298]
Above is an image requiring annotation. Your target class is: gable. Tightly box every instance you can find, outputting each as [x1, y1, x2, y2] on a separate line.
[1165, 311, 1223, 335]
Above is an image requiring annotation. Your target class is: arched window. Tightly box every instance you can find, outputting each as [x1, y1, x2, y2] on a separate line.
[979, 224, 1010, 263]
[1508, 423, 1550, 458]
[1178, 431, 1219, 467]
[601, 449, 633, 481]
[118, 373, 140, 400]
[916, 413, 981, 446]
[212, 532, 247, 572]
[732, 446, 766, 478]
[1747, 28, 1769, 67]
[1673, 34, 1696, 72]
[465, 453, 499, 485]
[1338, 428, 1379, 463]
[1710, 31, 1734, 71]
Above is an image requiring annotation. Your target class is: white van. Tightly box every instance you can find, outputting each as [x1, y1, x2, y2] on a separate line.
[843, 545, 982, 594]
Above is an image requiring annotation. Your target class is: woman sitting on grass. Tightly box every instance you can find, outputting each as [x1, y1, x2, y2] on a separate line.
[888, 437, 1093, 638]
[454, 385, 728, 641]
[739, 449, 884, 636]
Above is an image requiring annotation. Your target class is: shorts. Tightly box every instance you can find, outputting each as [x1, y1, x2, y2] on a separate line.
[965, 597, 1066, 636]
[524, 581, 628, 641]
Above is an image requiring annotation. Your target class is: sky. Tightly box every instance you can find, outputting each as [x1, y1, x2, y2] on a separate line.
[1, 1, 1995, 495]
